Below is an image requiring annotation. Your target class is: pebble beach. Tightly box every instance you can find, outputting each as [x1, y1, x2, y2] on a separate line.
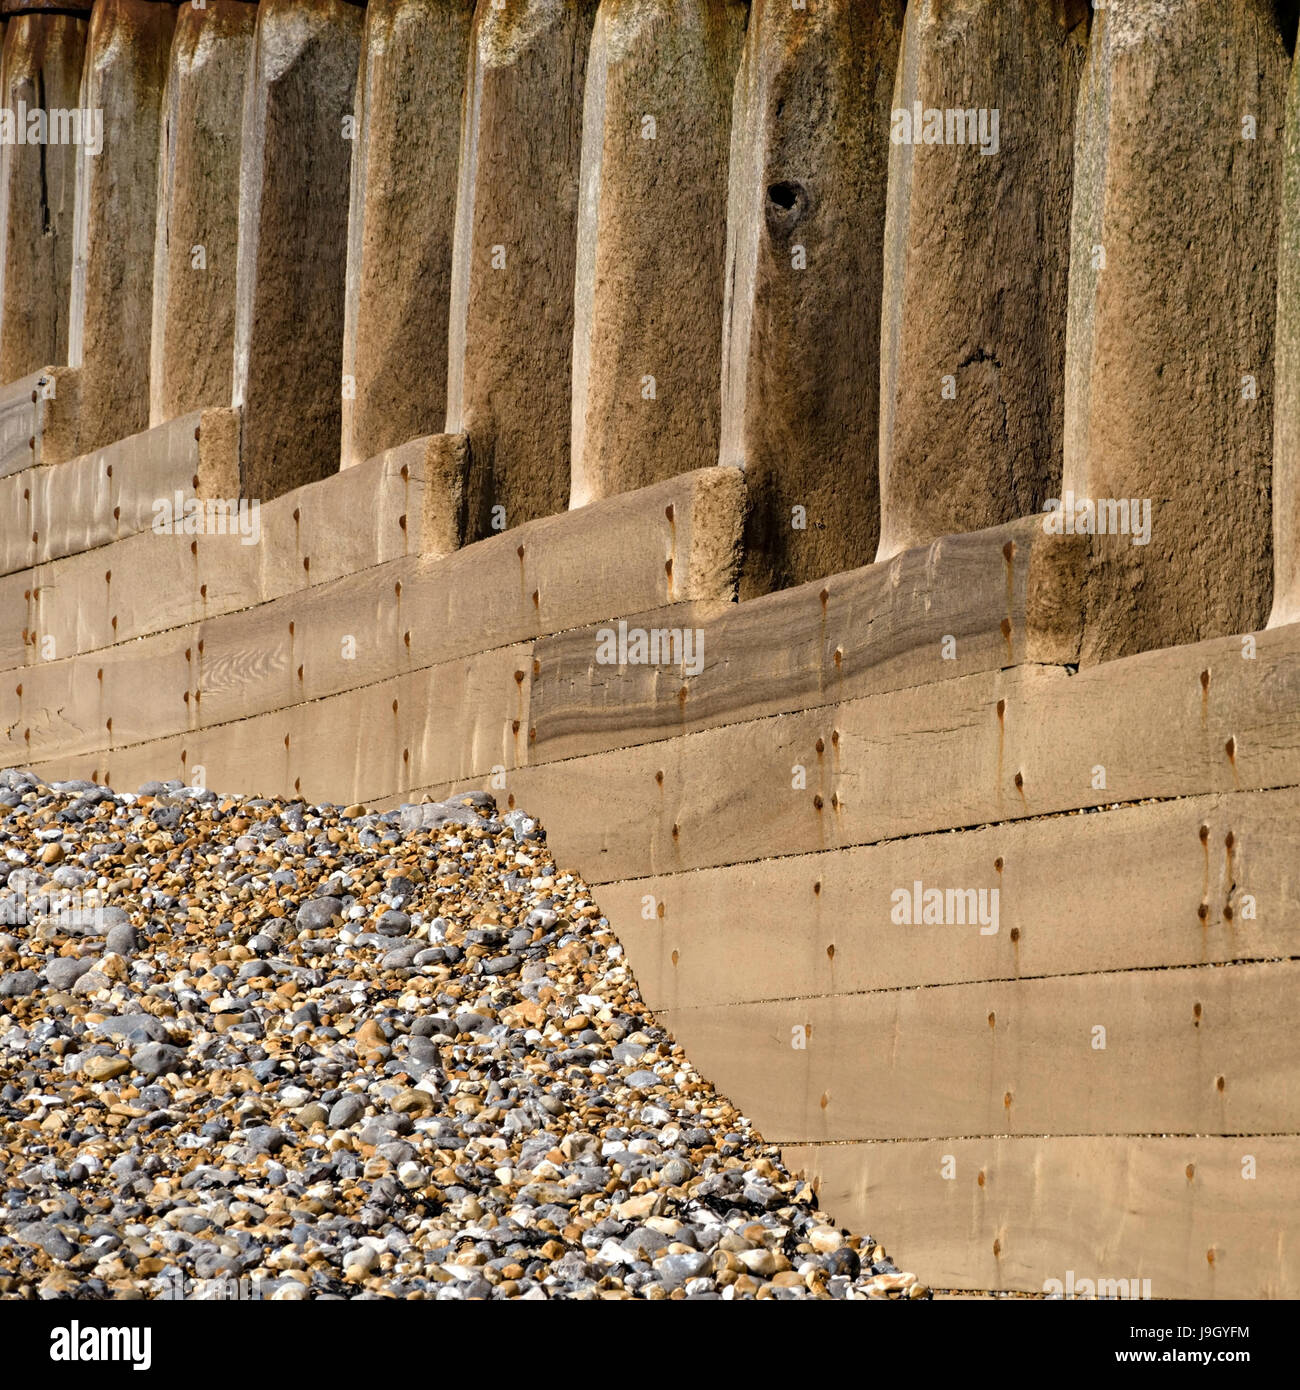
[0, 769, 926, 1301]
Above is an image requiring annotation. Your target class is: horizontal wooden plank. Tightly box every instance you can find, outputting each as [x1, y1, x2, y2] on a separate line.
[249, 436, 437, 600]
[5, 467, 747, 771]
[529, 515, 1085, 762]
[1, 464, 36, 576]
[0, 371, 44, 479]
[424, 663, 1064, 880]
[8, 462, 745, 688]
[9, 438, 444, 669]
[0, 366, 79, 474]
[0, 568, 33, 669]
[23, 644, 533, 806]
[393, 466, 745, 676]
[598, 788, 1300, 1009]
[0, 626, 195, 762]
[659, 961, 1300, 1141]
[28, 527, 221, 664]
[783, 1135, 1300, 1298]
[42, 734, 190, 800]
[0, 411, 205, 576]
[433, 621, 1300, 883]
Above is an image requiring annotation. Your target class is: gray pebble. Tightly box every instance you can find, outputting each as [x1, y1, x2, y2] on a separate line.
[43, 957, 97, 991]
[131, 1043, 186, 1078]
[328, 1094, 367, 1129]
[104, 921, 138, 957]
[94, 1015, 169, 1044]
[0, 970, 38, 998]
[296, 897, 344, 932]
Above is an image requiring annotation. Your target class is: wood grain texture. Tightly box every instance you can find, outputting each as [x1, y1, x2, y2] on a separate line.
[8, 461, 742, 676]
[529, 515, 1085, 762]
[431, 619, 1300, 883]
[0, 410, 204, 577]
[784, 1135, 1300, 1299]
[659, 961, 1300, 1142]
[600, 787, 1300, 1010]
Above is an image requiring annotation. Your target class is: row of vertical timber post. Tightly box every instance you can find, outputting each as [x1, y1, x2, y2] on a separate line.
[3, 0, 1300, 661]
[0, 3, 88, 384]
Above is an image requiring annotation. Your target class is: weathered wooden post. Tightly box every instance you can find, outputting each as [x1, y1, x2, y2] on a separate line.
[568, 0, 745, 509]
[445, 0, 597, 538]
[719, 0, 903, 597]
[149, 0, 256, 425]
[877, 0, 1087, 562]
[67, 0, 176, 454]
[340, 0, 473, 470]
[1065, 0, 1287, 658]
[0, 2, 90, 384]
[232, 0, 362, 500]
